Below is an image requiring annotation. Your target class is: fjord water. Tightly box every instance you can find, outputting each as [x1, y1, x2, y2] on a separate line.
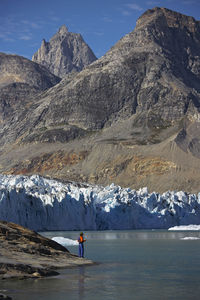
[2, 230, 200, 300]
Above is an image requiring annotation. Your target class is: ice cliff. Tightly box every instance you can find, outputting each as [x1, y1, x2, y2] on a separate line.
[0, 174, 200, 231]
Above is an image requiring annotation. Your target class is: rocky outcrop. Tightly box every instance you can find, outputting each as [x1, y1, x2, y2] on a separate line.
[32, 25, 97, 77]
[0, 220, 93, 279]
[0, 294, 12, 300]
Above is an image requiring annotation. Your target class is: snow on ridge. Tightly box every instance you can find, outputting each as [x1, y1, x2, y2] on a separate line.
[0, 174, 200, 231]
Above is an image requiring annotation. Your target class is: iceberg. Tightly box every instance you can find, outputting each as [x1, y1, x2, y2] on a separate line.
[180, 237, 200, 240]
[168, 225, 200, 231]
[0, 174, 200, 231]
[52, 237, 79, 246]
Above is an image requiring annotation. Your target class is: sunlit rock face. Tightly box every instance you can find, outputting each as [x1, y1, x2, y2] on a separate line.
[32, 25, 97, 78]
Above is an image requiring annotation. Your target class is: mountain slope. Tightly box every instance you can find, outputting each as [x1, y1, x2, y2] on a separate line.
[0, 7, 200, 193]
[32, 25, 97, 78]
[0, 53, 61, 124]
[0, 52, 60, 90]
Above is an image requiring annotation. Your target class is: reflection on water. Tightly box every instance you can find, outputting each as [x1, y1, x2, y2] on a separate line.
[1, 230, 200, 300]
[78, 267, 85, 300]
[85, 230, 200, 240]
[42, 229, 200, 241]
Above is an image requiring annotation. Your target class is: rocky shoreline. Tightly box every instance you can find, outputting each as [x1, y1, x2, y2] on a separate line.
[0, 220, 94, 280]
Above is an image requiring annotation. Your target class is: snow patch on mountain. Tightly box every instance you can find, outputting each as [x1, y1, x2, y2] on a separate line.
[0, 174, 200, 231]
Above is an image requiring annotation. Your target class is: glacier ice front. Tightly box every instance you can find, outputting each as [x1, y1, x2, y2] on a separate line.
[0, 174, 200, 231]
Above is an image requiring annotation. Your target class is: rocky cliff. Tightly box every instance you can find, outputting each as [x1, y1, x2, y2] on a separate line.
[0, 8, 200, 193]
[32, 25, 97, 77]
[0, 220, 93, 279]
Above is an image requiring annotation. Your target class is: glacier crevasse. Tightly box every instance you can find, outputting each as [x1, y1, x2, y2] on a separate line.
[0, 174, 200, 230]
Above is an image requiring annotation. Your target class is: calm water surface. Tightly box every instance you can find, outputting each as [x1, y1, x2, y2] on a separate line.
[1, 230, 200, 300]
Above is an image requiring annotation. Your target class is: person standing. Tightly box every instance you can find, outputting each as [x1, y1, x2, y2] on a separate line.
[78, 232, 86, 258]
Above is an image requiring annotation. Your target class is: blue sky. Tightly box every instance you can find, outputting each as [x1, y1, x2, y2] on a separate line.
[0, 0, 200, 59]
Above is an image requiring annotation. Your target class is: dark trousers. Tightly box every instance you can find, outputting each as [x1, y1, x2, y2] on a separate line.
[79, 243, 84, 257]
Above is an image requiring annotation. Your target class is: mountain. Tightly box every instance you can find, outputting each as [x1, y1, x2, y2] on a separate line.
[0, 7, 200, 193]
[0, 52, 61, 123]
[32, 25, 97, 78]
[0, 52, 60, 90]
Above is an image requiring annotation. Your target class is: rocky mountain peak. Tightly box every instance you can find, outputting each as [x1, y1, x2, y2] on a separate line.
[58, 24, 68, 35]
[137, 7, 199, 32]
[32, 25, 97, 78]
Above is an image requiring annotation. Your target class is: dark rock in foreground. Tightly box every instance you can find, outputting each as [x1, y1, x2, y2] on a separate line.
[0, 294, 12, 300]
[0, 220, 93, 279]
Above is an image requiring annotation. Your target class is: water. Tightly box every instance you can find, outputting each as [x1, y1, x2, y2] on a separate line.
[1, 230, 200, 300]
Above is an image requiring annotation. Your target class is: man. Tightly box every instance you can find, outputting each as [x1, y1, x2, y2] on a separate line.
[78, 232, 86, 258]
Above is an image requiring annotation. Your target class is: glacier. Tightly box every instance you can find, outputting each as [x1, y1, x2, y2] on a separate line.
[0, 174, 200, 231]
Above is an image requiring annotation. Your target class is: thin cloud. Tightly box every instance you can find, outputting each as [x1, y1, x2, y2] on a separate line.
[30, 22, 42, 29]
[126, 3, 143, 11]
[48, 10, 61, 22]
[2, 37, 15, 42]
[21, 20, 43, 29]
[182, 0, 197, 4]
[0, 14, 45, 43]
[49, 16, 60, 22]
[146, 1, 161, 5]
[122, 10, 132, 16]
[19, 35, 32, 41]
[165, 0, 199, 3]
[120, 3, 143, 16]
[102, 16, 113, 22]
[93, 31, 104, 36]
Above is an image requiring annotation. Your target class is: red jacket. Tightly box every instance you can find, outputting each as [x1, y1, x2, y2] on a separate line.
[78, 236, 86, 243]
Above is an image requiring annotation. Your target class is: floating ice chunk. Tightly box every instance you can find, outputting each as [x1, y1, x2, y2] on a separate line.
[168, 225, 200, 231]
[52, 236, 79, 246]
[181, 237, 200, 240]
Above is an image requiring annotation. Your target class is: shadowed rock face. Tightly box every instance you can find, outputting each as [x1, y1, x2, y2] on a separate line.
[0, 220, 93, 279]
[0, 52, 61, 90]
[1, 8, 200, 193]
[0, 53, 61, 123]
[32, 25, 97, 78]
